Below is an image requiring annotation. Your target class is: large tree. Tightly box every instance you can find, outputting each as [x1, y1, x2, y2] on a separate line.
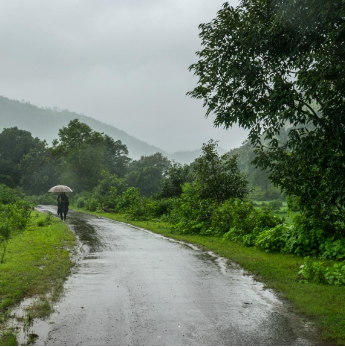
[20, 141, 59, 195]
[188, 0, 345, 228]
[126, 153, 171, 197]
[0, 127, 42, 187]
[52, 119, 130, 191]
[158, 162, 192, 198]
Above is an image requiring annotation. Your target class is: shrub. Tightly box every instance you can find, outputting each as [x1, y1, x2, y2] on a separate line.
[36, 218, 45, 227]
[126, 198, 151, 221]
[325, 262, 345, 286]
[298, 258, 345, 286]
[222, 202, 282, 245]
[169, 184, 216, 235]
[298, 257, 327, 284]
[116, 187, 140, 212]
[212, 199, 254, 237]
[77, 198, 85, 209]
[0, 184, 22, 204]
[319, 238, 345, 261]
[150, 198, 175, 218]
[86, 198, 98, 212]
[283, 227, 324, 257]
[0, 200, 33, 263]
[255, 224, 292, 252]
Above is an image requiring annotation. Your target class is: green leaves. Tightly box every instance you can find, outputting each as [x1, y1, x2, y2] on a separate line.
[189, 0, 345, 230]
[298, 257, 345, 286]
[0, 200, 33, 263]
[52, 119, 130, 192]
[193, 140, 249, 203]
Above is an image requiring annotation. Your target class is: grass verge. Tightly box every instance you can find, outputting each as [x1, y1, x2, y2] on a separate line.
[75, 207, 345, 345]
[0, 211, 76, 345]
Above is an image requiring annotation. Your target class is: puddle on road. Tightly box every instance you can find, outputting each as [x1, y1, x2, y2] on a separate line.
[67, 211, 104, 254]
[37, 205, 104, 254]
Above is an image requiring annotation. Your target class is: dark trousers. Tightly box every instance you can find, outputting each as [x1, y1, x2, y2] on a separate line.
[58, 204, 68, 220]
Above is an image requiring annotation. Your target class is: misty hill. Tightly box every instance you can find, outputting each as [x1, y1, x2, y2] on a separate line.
[0, 95, 228, 163]
[0, 95, 167, 159]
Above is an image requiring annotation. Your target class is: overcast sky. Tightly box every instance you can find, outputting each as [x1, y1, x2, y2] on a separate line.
[0, 0, 247, 153]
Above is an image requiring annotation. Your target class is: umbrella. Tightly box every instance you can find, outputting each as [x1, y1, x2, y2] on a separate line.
[48, 185, 73, 193]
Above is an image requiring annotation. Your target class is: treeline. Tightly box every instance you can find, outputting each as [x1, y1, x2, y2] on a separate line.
[0, 119, 282, 202]
[1, 119, 345, 285]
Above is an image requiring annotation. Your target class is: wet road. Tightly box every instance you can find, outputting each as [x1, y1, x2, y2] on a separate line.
[33, 205, 320, 346]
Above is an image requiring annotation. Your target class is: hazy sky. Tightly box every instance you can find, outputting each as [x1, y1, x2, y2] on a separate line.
[0, 0, 247, 153]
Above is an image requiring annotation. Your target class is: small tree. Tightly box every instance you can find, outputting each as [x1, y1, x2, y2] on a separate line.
[192, 140, 249, 203]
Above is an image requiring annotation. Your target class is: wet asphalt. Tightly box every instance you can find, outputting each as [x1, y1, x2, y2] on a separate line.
[32, 205, 321, 346]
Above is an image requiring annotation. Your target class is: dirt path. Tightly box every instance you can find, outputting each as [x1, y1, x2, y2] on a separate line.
[32, 205, 320, 346]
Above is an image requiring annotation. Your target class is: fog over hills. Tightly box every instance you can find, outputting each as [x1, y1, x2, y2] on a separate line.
[0, 95, 225, 163]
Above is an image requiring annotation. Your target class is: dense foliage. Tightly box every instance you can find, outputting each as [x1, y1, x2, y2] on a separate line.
[1, 111, 345, 286]
[192, 140, 249, 202]
[188, 0, 345, 233]
[0, 185, 33, 263]
[52, 119, 130, 191]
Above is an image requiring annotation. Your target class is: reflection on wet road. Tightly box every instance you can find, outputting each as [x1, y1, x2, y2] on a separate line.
[34, 205, 320, 346]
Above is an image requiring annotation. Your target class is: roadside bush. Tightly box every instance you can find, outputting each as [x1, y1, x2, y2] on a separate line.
[150, 198, 175, 218]
[86, 198, 98, 212]
[254, 213, 345, 259]
[71, 191, 92, 208]
[0, 200, 33, 263]
[0, 184, 21, 204]
[36, 212, 53, 227]
[93, 171, 127, 210]
[298, 257, 345, 286]
[169, 183, 216, 235]
[128, 197, 175, 221]
[211, 199, 254, 237]
[125, 197, 151, 221]
[170, 185, 282, 240]
[290, 214, 345, 259]
[298, 258, 328, 284]
[77, 197, 85, 209]
[283, 226, 325, 257]
[116, 187, 140, 212]
[319, 238, 345, 261]
[222, 202, 282, 246]
[255, 224, 292, 252]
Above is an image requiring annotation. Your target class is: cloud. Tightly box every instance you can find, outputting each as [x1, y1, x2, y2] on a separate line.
[0, 0, 246, 153]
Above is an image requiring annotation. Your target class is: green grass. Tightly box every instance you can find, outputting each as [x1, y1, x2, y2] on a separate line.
[0, 211, 76, 344]
[251, 199, 300, 223]
[74, 206, 345, 345]
[0, 329, 17, 346]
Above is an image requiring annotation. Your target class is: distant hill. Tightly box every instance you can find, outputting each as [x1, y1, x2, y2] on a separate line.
[0, 95, 168, 159]
[0, 95, 228, 163]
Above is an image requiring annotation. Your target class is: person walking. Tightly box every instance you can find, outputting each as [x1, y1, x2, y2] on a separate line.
[57, 192, 69, 221]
